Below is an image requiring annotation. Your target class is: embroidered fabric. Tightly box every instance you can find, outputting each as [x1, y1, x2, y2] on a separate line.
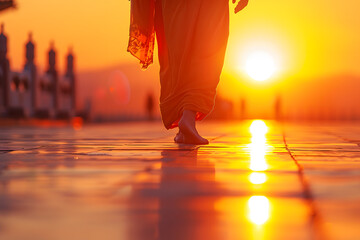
[127, 0, 155, 70]
[128, 24, 155, 70]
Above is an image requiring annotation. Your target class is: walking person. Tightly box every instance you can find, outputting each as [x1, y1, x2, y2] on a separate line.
[128, 0, 249, 144]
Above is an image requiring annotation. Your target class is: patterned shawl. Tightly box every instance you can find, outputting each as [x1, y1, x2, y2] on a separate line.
[127, 0, 155, 69]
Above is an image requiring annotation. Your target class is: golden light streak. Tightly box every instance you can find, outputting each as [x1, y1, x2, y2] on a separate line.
[248, 196, 270, 225]
[249, 147, 268, 171]
[249, 172, 267, 185]
[248, 120, 269, 172]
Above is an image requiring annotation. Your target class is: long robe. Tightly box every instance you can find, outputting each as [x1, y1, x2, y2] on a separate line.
[128, 0, 229, 129]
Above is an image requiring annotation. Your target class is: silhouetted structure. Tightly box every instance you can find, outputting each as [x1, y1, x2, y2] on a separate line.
[57, 48, 76, 118]
[47, 42, 58, 111]
[24, 32, 37, 111]
[0, 24, 77, 119]
[0, 23, 9, 112]
[0, 25, 34, 117]
[66, 48, 76, 112]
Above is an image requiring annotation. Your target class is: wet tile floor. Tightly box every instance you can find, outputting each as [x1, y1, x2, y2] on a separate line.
[0, 120, 359, 240]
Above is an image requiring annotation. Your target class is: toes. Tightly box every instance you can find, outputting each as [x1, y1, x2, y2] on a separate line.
[174, 132, 184, 143]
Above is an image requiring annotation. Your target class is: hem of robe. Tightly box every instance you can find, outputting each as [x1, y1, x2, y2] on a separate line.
[161, 101, 213, 130]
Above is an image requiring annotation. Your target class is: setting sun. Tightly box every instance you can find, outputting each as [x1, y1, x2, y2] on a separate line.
[245, 51, 277, 81]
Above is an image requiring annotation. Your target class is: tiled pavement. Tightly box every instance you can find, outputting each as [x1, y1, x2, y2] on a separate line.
[0, 120, 359, 240]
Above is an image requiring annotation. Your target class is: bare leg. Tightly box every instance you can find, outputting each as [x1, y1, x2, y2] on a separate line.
[178, 110, 209, 145]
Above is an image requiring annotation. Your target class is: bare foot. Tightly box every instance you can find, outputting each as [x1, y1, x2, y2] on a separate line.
[174, 130, 185, 143]
[178, 110, 209, 145]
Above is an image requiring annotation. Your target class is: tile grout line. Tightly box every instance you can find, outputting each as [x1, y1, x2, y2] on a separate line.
[282, 130, 327, 240]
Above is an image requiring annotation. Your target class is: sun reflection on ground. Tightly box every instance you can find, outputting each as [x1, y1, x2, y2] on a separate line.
[250, 120, 269, 136]
[248, 120, 269, 171]
[249, 172, 267, 185]
[248, 120, 271, 227]
[248, 196, 270, 225]
[249, 145, 268, 171]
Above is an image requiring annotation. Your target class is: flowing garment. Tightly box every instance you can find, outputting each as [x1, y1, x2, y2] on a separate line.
[128, 0, 229, 129]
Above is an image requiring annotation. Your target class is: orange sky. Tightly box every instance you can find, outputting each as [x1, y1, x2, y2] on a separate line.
[1, 0, 359, 76]
[1, 0, 359, 119]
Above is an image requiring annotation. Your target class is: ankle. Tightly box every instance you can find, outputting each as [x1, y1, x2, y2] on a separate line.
[182, 109, 196, 119]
